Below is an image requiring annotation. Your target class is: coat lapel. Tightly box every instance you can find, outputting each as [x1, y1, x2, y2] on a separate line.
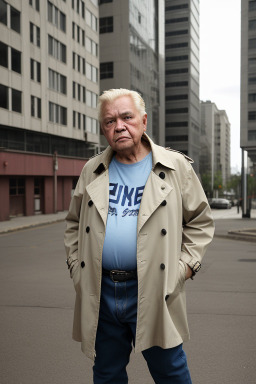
[86, 170, 109, 227]
[137, 171, 173, 233]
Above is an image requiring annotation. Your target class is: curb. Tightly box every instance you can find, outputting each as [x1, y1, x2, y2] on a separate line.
[214, 233, 256, 243]
[0, 218, 66, 235]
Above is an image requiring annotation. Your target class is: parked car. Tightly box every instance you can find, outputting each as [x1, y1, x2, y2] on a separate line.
[210, 198, 232, 209]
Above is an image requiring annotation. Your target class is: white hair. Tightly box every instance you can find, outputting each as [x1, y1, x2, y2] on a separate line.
[98, 88, 146, 122]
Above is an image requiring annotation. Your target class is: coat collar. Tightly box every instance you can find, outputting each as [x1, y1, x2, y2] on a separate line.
[92, 133, 176, 174]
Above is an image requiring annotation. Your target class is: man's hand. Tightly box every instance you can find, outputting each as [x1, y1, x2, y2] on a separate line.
[185, 264, 193, 280]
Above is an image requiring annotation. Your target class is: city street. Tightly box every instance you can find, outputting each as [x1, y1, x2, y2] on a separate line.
[0, 217, 256, 384]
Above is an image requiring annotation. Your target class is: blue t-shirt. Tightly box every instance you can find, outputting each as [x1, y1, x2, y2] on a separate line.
[102, 152, 152, 270]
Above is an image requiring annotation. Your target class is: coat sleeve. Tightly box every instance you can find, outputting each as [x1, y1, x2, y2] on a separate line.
[64, 173, 84, 278]
[180, 161, 215, 269]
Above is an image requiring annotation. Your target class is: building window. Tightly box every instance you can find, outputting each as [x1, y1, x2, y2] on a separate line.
[30, 59, 41, 82]
[166, 135, 188, 142]
[86, 63, 98, 82]
[166, 17, 189, 24]
[86, 9, 97, 31]
[249, 19, 256, 30]
[31, 96, 41, 118]
[249, 38, 256, 49]
[166, 81, 188, 87]
[10, 6, 20, 33]
[0, 84, 8, 109]
[11, 47, 21, 73]
[0, 0, 7, 26]
[48, 1, 66, 32]
[166, 42, 188, 49]
[10, 178, 25, 196]
[86, 37, 98, 56]
[48, 35, 66, 63]
[249, 76, 256, 84]
[165, 68, 188, 75]
[0, 41, 8, 68]
[30, 23, 40, 47]
[86, 90, 97, 107]
[248, 111, 256, 120]
[12, 88, 22, 113]
[166, 30, 188, 37]
[100, 16, 113, 33]
[30, 0, 40, 11]
[166, 55, 188, 62]
[249, 93, 256, 102]
[166, 121, 188, 128]
[166, 94, 188, 101]
[99, 0, 113, 3]
[248, 130, 256, 141]
[166, 108, 188, 114]
[48, 69, 67, 94]
[86, 116, 98, 134]
[100, 62, 113, 79]
[0, 85, 22, 113]
[0, 1, 20, 33]
[165, 4, 188, 11]
[49, 102, 67, 125]
[249, 1, 256, 11]
[72, 0, 85, 18]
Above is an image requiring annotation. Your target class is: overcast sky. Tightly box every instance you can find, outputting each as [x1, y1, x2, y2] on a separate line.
[200, 0, 241, 173]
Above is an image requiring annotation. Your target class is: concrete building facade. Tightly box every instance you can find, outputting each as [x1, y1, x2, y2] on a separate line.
[241, 0, 256, 216]
[165, 0, 200, 172]
[200, 101, 231, 195]
[0, 0, 100, 221]
[99, 0, 165, 145]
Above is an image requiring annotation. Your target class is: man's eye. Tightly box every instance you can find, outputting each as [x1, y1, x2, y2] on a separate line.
[124, 116, 132, 120]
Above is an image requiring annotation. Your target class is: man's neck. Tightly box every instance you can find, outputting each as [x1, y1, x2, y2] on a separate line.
[115, 142, 151, 164]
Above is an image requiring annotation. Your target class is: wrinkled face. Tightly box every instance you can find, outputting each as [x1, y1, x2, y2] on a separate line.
[100, 96, 147, 154]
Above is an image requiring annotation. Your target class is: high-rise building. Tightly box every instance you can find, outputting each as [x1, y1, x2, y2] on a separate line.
[0, 0, 99, 221]
[165, 0, 200, 172]
[241, 0, 256, 216]
[99, 0, 165, 145]
[200, 101, 231, 195]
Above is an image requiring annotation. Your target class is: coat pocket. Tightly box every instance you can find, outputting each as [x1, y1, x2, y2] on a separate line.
[72, 265, 81, 295]
[177, 259, 187, 289]
[166, 260, 187, 303]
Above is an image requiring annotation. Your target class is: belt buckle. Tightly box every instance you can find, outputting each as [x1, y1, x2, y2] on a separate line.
[110, 270, 124, 283]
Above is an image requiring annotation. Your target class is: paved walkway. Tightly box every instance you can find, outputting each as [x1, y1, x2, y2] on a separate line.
[0, 211, 67, 234]
[0, 208, 256, 241]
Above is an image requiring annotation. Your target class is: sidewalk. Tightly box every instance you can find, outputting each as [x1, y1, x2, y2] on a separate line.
[0, 211, 67, 234]
[1, 209, 256, 242]
[213, 208, 256, 242]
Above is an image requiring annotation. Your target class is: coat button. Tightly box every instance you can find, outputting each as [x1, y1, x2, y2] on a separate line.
[159, 172, 165, 179]
[165, 294, 169, 301]
[88, 200, 93, 207]
[86, 226, 90, 233]
[161, 200, 167, 206]
[160, 263, 165, 270]
[161, 228, 167, 235]
[81, 261, 85, 268]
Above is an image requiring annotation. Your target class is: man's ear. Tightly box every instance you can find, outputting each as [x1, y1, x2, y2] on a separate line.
[142, 114, 147, 131]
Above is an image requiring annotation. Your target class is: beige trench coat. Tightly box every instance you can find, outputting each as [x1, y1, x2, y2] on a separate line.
[64, 134, 214, 360]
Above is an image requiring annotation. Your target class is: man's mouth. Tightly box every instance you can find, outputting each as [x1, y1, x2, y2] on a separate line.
[114, 135, 130, 142]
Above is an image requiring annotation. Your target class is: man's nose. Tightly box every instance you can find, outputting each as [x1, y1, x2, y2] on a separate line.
[115, 118, 126, 131]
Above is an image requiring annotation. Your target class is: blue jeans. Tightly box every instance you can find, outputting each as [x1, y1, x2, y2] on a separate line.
[93, 276, 192, 384]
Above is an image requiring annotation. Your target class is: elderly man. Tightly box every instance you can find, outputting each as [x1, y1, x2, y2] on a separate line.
[64, 88, 214, 383]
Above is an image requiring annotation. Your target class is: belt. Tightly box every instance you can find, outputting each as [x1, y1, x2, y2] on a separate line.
[102, 268, 137, 283]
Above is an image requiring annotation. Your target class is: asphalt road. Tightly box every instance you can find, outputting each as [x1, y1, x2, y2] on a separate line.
[0, 222, 256, 384]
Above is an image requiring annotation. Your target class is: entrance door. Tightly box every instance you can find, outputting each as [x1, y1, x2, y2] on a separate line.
[9, 178, 25, 217]
[34, 177, 44, 214]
